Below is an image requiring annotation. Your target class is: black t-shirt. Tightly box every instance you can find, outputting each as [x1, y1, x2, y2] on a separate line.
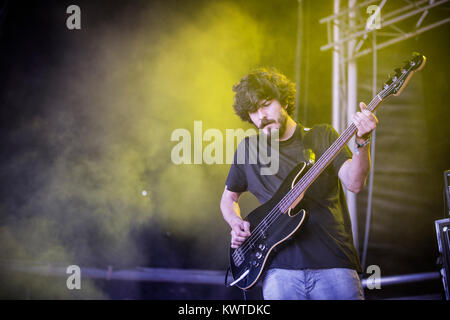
[225, 123, 362, 273]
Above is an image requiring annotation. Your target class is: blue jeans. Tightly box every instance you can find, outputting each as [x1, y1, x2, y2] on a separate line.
[262, 268, 364, 300]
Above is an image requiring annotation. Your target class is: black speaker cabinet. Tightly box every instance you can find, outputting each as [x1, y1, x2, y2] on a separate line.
[435, 218, 450, 300]
[444, 170, 450, 216]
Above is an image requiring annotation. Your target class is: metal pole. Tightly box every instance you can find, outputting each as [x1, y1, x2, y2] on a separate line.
[294, 0, 303, 122]
[332, 0, 340, 132]
[361, 271, 440, 288]
[1, 261, 440, 289]
[347, 0, 358, 250]
[361, 30, 377, 270]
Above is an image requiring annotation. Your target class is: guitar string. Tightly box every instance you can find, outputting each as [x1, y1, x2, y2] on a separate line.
[267, 93, 384, 218]
[233, 110, 372, 258]
[233, 94, 383, 259]
[234, 122, 357, 257]
[271, 81, 398, 213]
[233, 122, 365, 259]
[233, 67, 414, 262]
[232, 67, 412, 260]
[264, 63, 414, 233]
[233, 121, 360, 258]
[233, 99, 377, 259]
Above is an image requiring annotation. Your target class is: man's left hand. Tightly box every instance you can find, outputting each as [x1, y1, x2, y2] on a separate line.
[352, 102, 378, 142]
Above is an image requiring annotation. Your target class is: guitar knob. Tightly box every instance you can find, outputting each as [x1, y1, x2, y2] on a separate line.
[258, 244, 266, 250]
[256, 252, 262, 259]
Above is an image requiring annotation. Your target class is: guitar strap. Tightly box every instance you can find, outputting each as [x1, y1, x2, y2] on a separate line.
[224, 265, 231, 287]
[301, 126, 316, 166]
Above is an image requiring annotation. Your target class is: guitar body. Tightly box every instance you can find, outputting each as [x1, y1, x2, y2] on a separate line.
[229, 161, 310, 290]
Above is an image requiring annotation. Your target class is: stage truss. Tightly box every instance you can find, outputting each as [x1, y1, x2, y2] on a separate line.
[318, 0, 450, 269]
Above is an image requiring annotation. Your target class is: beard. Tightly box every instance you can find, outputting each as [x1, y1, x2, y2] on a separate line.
[260, 108, 288, 138]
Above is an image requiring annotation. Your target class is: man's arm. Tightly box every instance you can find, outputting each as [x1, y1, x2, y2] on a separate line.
[220, 187, 250, 248]
[338, 145, 370, 193]
[338, 102, 378, 193]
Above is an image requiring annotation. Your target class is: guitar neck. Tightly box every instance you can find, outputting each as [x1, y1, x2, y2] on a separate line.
[280, 94, 383, 212]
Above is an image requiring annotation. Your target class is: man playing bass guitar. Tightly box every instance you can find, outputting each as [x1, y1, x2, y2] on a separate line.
[220, 68, 377, 300]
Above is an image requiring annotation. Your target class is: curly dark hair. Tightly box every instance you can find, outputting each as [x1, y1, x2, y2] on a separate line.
[232, 67, 296, 123]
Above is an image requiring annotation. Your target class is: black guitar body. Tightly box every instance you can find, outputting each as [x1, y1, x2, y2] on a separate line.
[229, 161, 310, 290]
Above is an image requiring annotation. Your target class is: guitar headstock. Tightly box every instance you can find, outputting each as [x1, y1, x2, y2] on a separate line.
[379, 52, 426, 100]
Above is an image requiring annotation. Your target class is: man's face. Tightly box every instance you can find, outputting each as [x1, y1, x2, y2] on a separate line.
[248, 99, 288, 137]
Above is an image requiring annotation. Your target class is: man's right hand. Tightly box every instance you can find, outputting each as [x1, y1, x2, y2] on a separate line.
[230, 218, 251, 249]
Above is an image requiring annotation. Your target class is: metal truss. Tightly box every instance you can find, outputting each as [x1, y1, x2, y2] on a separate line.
[318, 0, 450, 269]
[320, 0, 450, 60]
